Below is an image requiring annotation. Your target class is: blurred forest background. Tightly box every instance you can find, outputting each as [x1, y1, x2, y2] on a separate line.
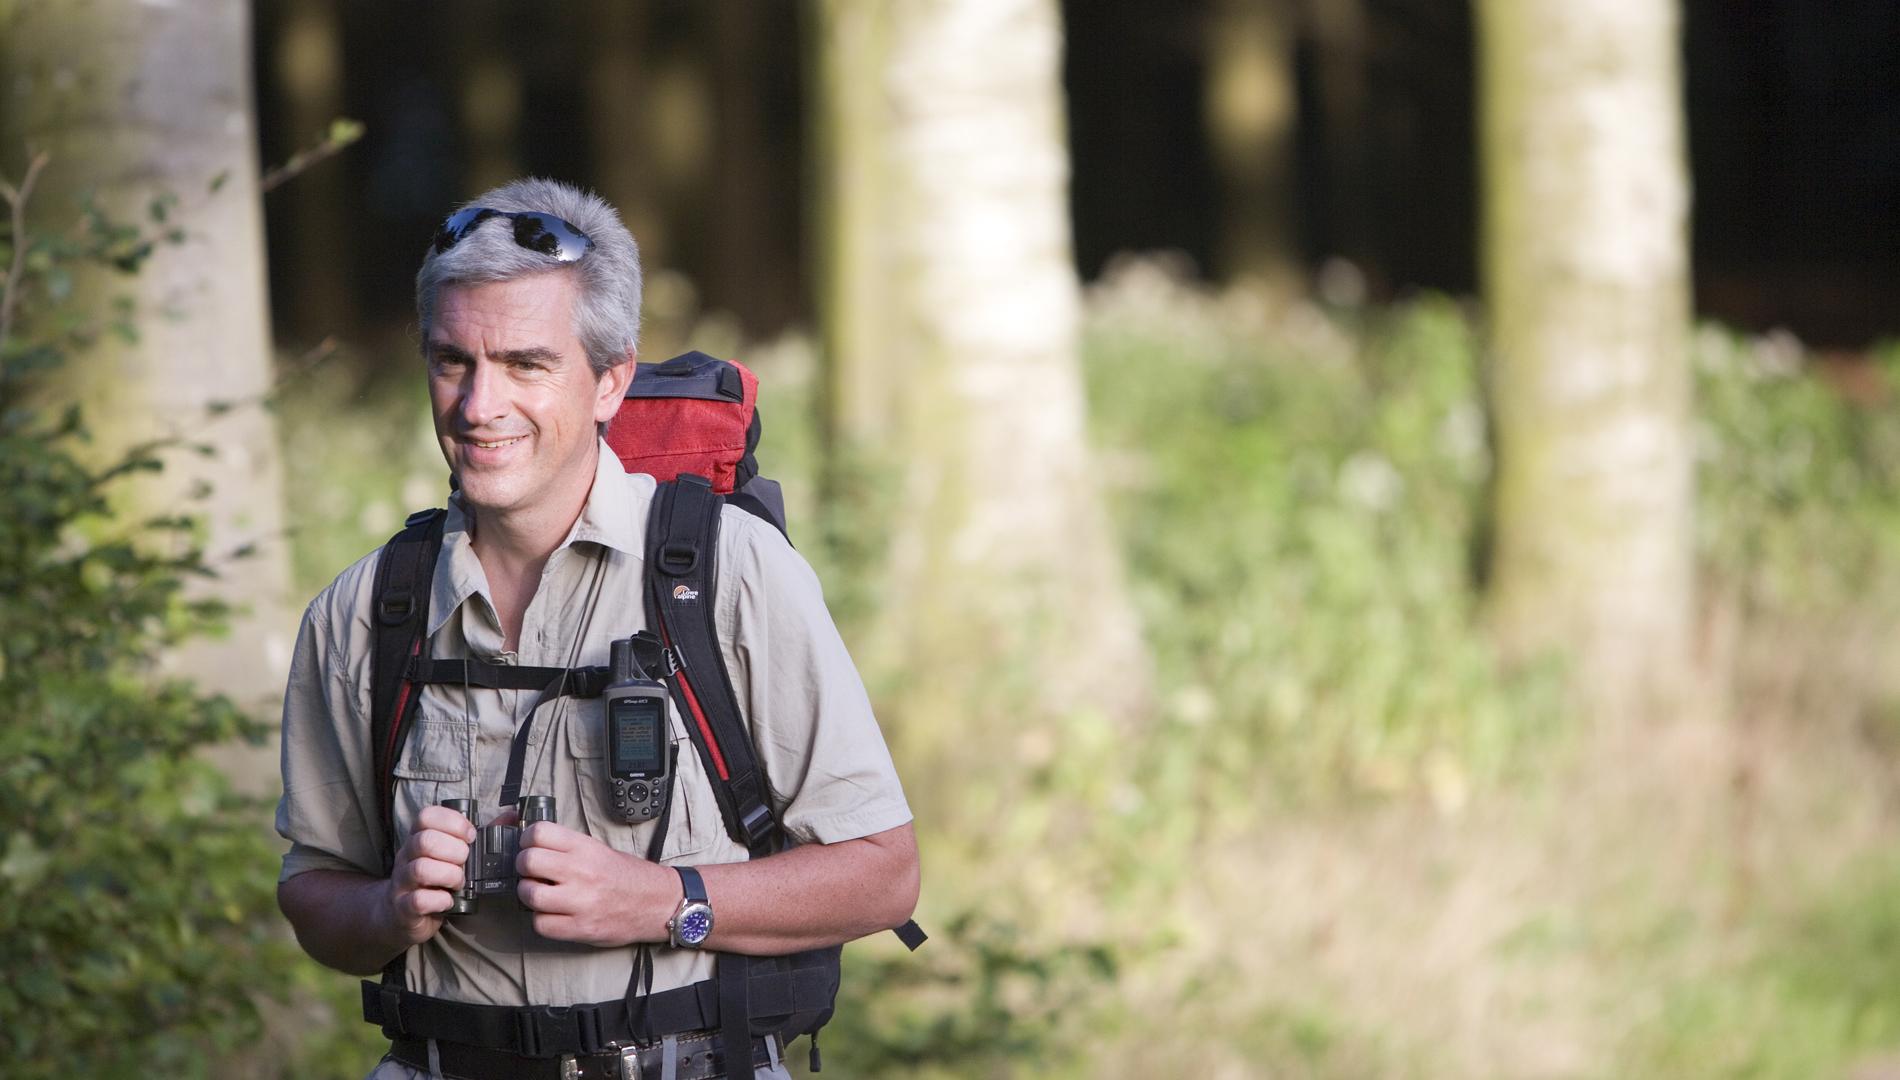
[3, 0, 1900, 1077]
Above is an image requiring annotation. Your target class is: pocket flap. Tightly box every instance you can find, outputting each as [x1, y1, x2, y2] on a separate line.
[391, 719, 472, 782]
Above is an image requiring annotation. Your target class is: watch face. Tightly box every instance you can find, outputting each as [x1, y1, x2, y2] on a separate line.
[677, 905, 713, 946]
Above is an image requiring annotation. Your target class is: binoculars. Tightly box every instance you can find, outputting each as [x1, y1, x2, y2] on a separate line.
[439, 795, 555, 916]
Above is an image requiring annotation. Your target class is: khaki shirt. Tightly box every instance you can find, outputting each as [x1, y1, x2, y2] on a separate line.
[277, 443, 911, 1007]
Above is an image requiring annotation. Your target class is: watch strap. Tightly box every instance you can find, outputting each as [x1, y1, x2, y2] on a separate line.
[675, 865, 707, 905]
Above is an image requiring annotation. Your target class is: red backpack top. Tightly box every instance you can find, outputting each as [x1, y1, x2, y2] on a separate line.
[606, 350, 785, 534]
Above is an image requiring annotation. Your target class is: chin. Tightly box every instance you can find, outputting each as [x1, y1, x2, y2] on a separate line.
[453, 475, 525, 515]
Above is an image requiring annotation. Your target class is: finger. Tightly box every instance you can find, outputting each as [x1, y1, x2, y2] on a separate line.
[409, 829, 471, 868]
[487, 806, 520, 829]
[517, 879, 577, 915]
[520, 821, 580, 852]
[515, 846, 561, 884]
[396, 884, 453, 919]
[415, 804, 477, 842]
[402, 855, 468, 892]
[532, 911, 581, 942]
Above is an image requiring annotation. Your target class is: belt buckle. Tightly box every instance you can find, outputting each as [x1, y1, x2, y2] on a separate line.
[616, 1044, 643, 1080]
[559, 1054, 580, 1080]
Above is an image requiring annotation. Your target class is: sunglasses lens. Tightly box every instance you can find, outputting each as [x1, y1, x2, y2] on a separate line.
[514, 212, 593, 261]
[432, 208, 594, 261]
[433, 207, 493, 252]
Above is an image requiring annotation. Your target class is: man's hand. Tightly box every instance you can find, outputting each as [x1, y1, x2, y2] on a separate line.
[515, 822, 678, 947]
[382, 803, 477, 947]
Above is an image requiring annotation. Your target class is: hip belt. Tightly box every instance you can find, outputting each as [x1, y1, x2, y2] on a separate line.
[388, 1030, 773, 1080]
[362, 968, 833, 1057]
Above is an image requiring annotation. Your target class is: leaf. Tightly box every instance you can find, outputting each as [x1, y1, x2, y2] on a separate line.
[0, 833, 51, 888]
[328, 117, 366, 145]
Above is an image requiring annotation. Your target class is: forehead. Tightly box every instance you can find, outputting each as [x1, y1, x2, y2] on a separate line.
[428, 272, 581, 350]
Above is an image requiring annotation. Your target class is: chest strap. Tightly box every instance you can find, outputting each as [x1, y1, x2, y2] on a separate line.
[361, 967, 837, 1058]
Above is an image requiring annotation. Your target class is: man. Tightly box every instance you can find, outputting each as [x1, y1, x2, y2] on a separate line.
[277, 178, 919, 1080]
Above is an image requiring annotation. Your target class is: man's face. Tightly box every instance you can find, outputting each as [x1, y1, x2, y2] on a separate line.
[425, 272, 629, 520]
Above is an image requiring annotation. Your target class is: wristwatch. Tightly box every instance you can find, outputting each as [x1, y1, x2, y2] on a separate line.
[667, 866, 715, 949]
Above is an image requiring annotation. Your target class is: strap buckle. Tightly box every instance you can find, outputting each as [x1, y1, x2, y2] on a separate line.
[739, 803, 776, 849]
[559, 1055, 581, 1080]
[617, 1044, 644, 1080]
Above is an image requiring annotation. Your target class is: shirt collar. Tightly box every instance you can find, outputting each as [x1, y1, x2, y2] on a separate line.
[428, 440, 653, 636]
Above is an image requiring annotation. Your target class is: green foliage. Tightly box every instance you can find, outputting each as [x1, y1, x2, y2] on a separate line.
[0, 172, 296, 1077]
[1619, 858, 1900, 1079]
[809, 914, 1118, 1078]
[275, 355, 445, 595]
[1695, 328, 1900, 617]
[1084, 267, 1564, 802]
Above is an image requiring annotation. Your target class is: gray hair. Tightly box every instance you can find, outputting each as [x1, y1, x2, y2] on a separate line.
[415, 177, 642, 374]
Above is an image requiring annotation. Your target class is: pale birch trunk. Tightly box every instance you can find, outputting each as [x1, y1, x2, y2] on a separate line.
[846, 0, 1148, 731]
[1478, 0, 1694, 716]
[1, 0, 295, 721]
[811, 0, 900, 461]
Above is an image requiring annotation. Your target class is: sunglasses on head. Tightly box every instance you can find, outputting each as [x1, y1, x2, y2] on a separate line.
[431, 207, 596, 262]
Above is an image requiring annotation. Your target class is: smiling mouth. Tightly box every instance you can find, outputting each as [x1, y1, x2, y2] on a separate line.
[466, 435, 527, 450]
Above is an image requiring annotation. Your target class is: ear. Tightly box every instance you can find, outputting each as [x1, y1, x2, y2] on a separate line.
[593, 354, 636, 424]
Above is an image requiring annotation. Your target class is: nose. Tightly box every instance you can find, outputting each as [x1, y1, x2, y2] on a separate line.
[458, 358, 509, 428]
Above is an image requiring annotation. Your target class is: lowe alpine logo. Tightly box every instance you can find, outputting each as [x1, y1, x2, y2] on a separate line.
[672, 584, 700, 602]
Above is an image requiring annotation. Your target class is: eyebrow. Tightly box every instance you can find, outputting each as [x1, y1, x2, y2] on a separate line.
[496, 347, 560, 366]
[424, 342, 561, 366]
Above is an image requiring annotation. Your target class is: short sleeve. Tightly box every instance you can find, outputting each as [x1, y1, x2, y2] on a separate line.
[715, 512, 913, 845]
[276, 561, 386, 882]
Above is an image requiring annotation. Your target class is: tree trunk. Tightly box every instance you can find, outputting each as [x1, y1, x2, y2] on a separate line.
[455, 1, 523, 194]
[1478, 0, 1693, 716]
[0, 0, 295, 720]
[843, 0, 1149, 736]
[271, 0, 355, 346]
[1204, 0, 1302, 293]
[810, 0, 898, 456]
[1304, 0, 1372, 282]
[586, 0, 671, 285]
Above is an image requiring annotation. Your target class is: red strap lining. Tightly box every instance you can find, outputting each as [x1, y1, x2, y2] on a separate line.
[656, 623, 731, 781]
[381, 636, 424, 818]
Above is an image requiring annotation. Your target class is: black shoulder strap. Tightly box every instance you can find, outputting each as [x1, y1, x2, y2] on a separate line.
[643, 477, 928, 961]
[370, 508, 446, 874]
[645, 475, 781, 860]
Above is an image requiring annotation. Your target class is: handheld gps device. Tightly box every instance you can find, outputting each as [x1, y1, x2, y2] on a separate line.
[605, 636, 670, 823]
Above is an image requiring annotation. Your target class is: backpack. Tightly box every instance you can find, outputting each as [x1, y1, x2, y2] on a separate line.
[361, 350, 923, 1076]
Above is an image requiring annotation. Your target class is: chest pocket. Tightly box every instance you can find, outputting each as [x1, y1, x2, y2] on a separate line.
[567, 698, 721, 864]
[390, 714, 474, 837]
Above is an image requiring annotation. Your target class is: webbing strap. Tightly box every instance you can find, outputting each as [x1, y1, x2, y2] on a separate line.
[645, 476, 781, 861]
[360, 970, 839, 1057]
[406, 657, 604, 694]
[370, 509, 447, 876]
[720, 956, 755, 1080]
[894, 919, 928, 951]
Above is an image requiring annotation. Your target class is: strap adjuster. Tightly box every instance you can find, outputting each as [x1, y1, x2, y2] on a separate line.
[514, 1008, 542, 1058]
[377, 590, 415, 626]
[379, 985, 406, 1036]
[658, 543, 697, 575]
